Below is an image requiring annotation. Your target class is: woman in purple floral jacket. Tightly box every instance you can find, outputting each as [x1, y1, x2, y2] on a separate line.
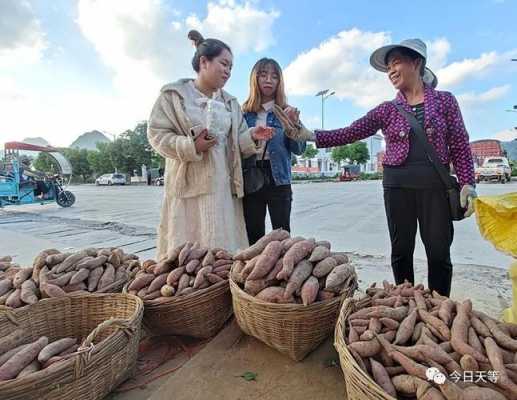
[283, 39, 476, 297]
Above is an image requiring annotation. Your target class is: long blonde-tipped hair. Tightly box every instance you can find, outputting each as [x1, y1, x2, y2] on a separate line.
[242, 58, 287, 113]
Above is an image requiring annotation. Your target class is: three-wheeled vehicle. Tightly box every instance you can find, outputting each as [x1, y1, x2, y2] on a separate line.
[0, 142, 76, 208]
[339, 165, 361, 182]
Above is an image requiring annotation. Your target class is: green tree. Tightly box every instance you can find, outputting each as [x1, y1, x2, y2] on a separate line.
[33, 153, 59, 174]
[88, 142, 114, 177]
[302, 143, 318, 160]
[331, 142, 370, 165]
[62, 148, 92, 182]
[331, 146, 350, 165]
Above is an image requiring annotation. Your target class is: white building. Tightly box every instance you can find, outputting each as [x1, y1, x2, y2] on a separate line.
[361, 134, 384, 173]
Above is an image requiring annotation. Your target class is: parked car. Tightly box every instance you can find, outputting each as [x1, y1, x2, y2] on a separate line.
[475, 157, 512, 184]
[95, 173, 126, 186]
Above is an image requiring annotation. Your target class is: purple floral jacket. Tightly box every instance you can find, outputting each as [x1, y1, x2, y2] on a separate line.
[315, 85, 475, 187]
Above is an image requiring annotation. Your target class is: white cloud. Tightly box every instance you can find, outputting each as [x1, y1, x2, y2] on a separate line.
[457, 85, 511, 107]
[284, 29, 514, 110]
[0, 0, 46, 67]
[493, 129, 517, 141]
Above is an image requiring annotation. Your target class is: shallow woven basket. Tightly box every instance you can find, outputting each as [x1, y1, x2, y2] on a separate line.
[230, 277, 356, 361]
[141, 280, 233, 338]
[334, 297, 396, 400]
[0, 293, 143, 400]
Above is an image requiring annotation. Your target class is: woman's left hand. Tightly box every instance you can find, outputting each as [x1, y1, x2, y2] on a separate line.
[252, 126, 275, 141]
[460, 185, 477, 218]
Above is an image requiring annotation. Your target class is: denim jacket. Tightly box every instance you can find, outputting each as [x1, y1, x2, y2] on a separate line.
[244, 111, 306, 186]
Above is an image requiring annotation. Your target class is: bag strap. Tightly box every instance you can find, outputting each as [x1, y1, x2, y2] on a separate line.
[392, 103, 453, 190]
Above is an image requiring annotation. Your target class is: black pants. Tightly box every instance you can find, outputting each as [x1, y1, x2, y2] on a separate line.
[243, 164, 292, 245]
[383, 187, 454, 296]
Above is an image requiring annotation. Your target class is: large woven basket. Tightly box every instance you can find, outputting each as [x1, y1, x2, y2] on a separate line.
[0, 293, 143, 400]
[230, 277, 356, 361]
[141, 280, 233, 338]
[334, 297, 396, 400]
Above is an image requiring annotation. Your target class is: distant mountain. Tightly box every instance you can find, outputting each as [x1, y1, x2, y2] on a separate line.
[70, 130, 110, 151]
[22, 137, 51, 147]
[502, 140, 517, 161]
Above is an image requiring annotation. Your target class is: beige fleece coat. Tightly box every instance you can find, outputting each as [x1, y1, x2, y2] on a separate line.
[148, 79, 258, 258]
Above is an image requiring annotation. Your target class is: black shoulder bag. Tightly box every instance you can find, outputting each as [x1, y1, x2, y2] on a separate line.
[393, 104, 466, 221]
[242, 142, 269, 195]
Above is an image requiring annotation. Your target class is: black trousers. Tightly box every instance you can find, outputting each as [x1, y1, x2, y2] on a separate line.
[383, 187, 454, 297]
[243, 164, 292, 245]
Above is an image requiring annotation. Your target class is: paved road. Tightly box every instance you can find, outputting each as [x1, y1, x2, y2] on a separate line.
[0, 180, 515, 269]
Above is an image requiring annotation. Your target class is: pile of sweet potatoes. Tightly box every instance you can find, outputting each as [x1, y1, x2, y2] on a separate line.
[344, 280, 517, 400]
[231, 229, 358, 305]
[0, 248, 139, 308]
[126, 242, 232, 302]
[0, 329, 79, 381]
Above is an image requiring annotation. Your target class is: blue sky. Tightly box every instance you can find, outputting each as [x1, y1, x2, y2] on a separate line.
[1, 0, 516, 147]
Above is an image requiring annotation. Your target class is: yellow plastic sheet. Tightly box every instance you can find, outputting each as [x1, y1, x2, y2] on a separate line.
[474, 193, 517, 258]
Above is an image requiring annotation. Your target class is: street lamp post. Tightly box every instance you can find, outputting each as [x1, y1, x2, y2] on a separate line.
[315, 89, 335, 130]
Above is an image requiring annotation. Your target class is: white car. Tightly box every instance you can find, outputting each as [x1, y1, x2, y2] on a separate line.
[95, 173, 126, 186]
[475, 157, 512, 184]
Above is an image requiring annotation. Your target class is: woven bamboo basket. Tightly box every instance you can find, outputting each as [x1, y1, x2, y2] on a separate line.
[0, 293, 143, 400]
[334, 297, 396, 400]
[230, 277, 356, 361]
[141, 279, 233, 338]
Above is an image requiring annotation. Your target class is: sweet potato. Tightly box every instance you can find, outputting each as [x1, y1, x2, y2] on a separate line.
[142, 259, 157, 269]
[128, 273, 154, 291]
[215, 250, 233, 260]
[462, 386, 508, 400]
[0, 336, 48, 381]
[284, 260, 313, 298]
[370, 358, 396, 397]
[348, 326, 360, 344]
[484, 337, 517, 397]
[144, 290, 161, 300]
[256, 286, 294, 304]
[206, 273, 224, 284]
[438, 299, 455, 327]
[69, 268, 90, 286]
[187, 247, 208, 262]
[41, 283, 66, 298]
[178, 242, 193, 266]
[215, 270, 229, 279]
[247, 241, 282, 281]
[281, 236, 305, 253]
[394, 309, 418, 345]
[419, 309, 451, 341]
[45, 253, 68, 267]
[6, 288, 23, 308]
[17, 360, 40, 378]
[312, 257, 338, 278]
[0, 289, 14, 305]
[308, 245, 331, 263]
[317, 290, 335, 302]
[47, 271, 74, 287]
[451, 300, 489, 363]
[87, 266, 104, 292]
[166, 242, 185, 263]
[56, 251, 89, 273]
[178, 287, 195, 296]
[38, 338, 77, 363]
[365, 306, 409, 322]
[349, 348, 368, 373]
[77, 255, 108, 270]
[177, 274, 190, 293]
[0, 344, 30, 368]
[388, 349, 429, 380]
[238, 229, 291, 261]
[470, 315, 491, 338]
[98, 264, 115, 290]
[480, 313, 517, 352]
[244, 279, 268, 296]
[278, 239, 316, 280]
[202, 250, 215, 267]
[13, 268, 32, 289]
[380, 318, 400, 331]
[166, 267, 185, 286]
[148, 273, 168, 293]
[213, 264, 232, 273]
[300, 276, 319, 306]
[325, 264, 355, 291]
[0, 329, 26, 356]
[20, 279, 38, 305]
[160, 285, 175, 297]
[63, 282, 87, 293]
[331, 254, 349, 264]
[193, 266, 213, 289]
[0, 279, 12, 297]
[152, 261, 172, 276]
[348, 339, 381, 358]
[460, 354, 479, 372]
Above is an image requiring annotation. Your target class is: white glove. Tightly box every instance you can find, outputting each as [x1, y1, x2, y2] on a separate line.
[460, 184, 477, 218]
[273, 104, 315, 141]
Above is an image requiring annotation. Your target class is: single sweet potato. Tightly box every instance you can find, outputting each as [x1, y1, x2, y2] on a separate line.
[47, 271, 74, 287]
[255, 286, 294, 304]
[325, 264, 355, 291]
[317, 290, 335, 302]
[0, 329, 26, 357]
[312, 257, 338, 278]
[301, 276, 319, 306]
[278, 239, 316, 280]
[394, 309, 418, 345]
[284, 260, 313, 299]
[235, 229, 290, 261]
[479, 313, 517, 352]
[148, 273, 168, 293]
[87, 266, 104, 292]
[0, 336, 48, 381]
[77, 255, 108, 270]
[38, 338, 77, 363]
[370, 358, 396, 397]
[98, 264, 115, 290]
[419, 309, 451, 341]
[247, 241, 282, 280]
[128, 273, 154, 291]
[187, 247, 209, 262]
[451, 300, 488, 363]
[244, 279, 268, 296]
[193, 266, 213, 289]
[13, 268, 33, 289]
[202, 250, 215, 267]
[152, 261, 172, 276]
[69, 268, 90, 286]
[331, 253, 349, 265]
[6, 288, 23, 308]
[0, 279, 13, 297]
[166, 267, 186, 286]
[177, 274, 190, 293]
[348, 339, 381, 358]
[56, 251, 89, 273]
[178, 242, 193, 266]
[206, 273, 224, 284]
[230, 261, 245, 284]
[308, 245, 331, 263]
[281, 236, 305, 253]
[20, 279, 38, 305]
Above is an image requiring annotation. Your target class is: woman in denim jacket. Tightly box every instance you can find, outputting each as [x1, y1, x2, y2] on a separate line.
[282, 40, 476, 297]
[241, 58, 307, 245]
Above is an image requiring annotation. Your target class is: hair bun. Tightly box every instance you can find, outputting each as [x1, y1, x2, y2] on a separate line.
[188, 30, 204, 48]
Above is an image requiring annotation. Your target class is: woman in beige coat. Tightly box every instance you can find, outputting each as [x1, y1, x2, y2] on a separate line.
[148, 30, 274, 259]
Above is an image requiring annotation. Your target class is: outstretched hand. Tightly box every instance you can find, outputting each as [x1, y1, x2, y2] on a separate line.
[252, 126, 275, 141]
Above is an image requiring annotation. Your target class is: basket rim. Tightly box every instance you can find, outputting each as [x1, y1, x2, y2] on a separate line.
[229, 275, 348, 310]
[334, 296, 397, 400]
[143, 279, 229, 307]
[0, 293, 144, 388]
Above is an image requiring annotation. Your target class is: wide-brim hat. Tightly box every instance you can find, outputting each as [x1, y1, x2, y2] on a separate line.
[369, 38, 438, 88]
